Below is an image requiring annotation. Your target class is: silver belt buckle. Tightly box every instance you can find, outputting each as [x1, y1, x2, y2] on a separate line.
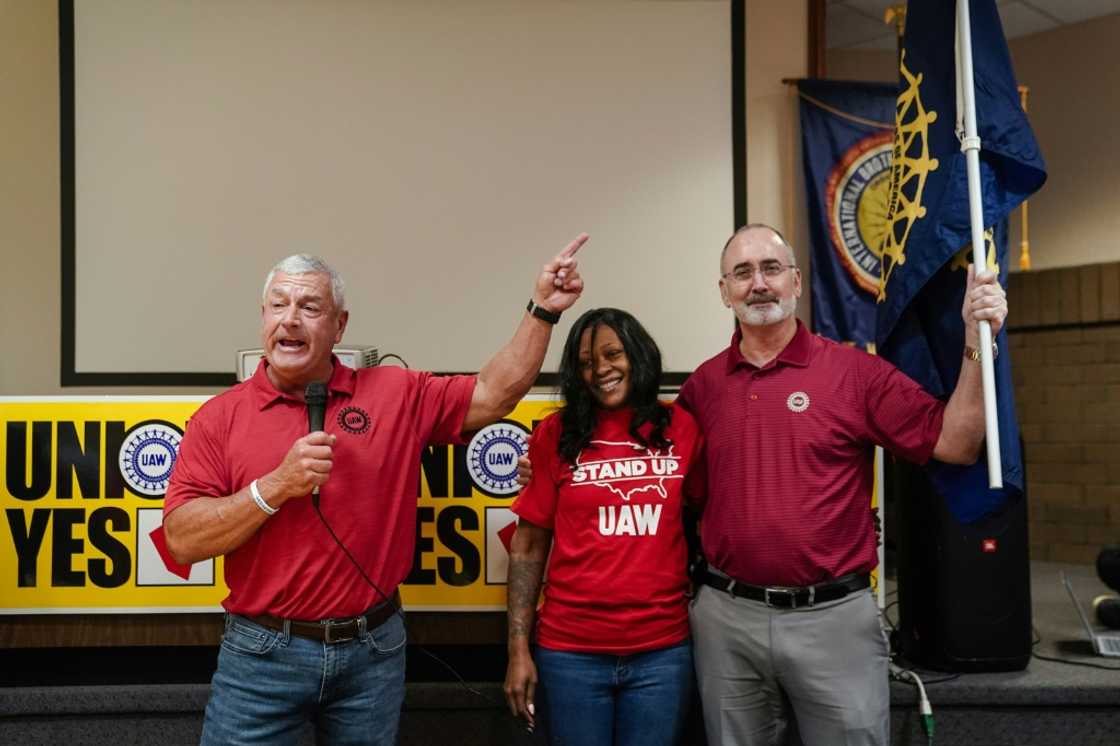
[764, 587, 797, 608]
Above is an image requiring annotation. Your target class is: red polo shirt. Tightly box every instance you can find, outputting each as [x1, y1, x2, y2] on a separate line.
[677, 321, 944, 587]
[163, 358, 475, 619]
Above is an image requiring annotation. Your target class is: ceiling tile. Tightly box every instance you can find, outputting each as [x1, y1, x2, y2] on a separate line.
[827, 0, 1120, 49]
[998, 1, 1061, 38]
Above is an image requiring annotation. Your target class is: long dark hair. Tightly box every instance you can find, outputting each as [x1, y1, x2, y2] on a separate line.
[557, 308, 672, 464]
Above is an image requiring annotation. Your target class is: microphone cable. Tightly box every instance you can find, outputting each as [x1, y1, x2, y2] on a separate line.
[311, 502, 502, 707]
[307, 356, 506, 708]
[888, 662, 934, 746]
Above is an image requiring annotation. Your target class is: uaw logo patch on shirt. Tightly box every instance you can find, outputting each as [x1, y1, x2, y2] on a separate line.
[572, 440, 683, 537]
[826, 129, 894, 296]
[119, 420, 183, 496]
[467, 421, 530, 497]
[787, 391, 810, 413]
[337, 406, 371, 435]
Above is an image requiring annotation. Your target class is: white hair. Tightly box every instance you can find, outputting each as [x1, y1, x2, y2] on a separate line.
[262, 254, 346, 311]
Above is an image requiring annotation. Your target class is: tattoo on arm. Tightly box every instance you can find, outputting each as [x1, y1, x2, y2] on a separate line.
[507, 557, 546, 641]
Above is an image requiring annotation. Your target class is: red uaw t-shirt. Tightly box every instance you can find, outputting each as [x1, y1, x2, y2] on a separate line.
[163, 358, 475, 620]
[512, 404, 702, 655]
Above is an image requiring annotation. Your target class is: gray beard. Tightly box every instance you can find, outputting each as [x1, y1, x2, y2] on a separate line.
[733, 296, 797, 326]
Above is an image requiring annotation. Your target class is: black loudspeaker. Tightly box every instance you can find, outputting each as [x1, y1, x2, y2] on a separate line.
[893, 458, 1032, 672]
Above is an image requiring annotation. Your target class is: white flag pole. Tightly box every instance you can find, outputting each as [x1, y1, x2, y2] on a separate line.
[956, 0, 1003, 488]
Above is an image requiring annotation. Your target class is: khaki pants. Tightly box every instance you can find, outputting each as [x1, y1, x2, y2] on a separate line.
[689, 583, 890, 746]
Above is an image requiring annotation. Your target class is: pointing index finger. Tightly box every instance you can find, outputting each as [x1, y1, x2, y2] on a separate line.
[558, 233, 590, 260]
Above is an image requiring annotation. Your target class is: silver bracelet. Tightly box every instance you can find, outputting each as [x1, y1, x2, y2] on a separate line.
[249, 479, 277, 516]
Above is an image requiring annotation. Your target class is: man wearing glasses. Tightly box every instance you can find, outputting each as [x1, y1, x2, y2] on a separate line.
[680, 223, 1006, 745]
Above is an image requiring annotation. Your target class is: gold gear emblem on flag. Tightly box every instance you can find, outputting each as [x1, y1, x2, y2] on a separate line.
[950, 227, 1000, 275]
[879, 51, 939, 302]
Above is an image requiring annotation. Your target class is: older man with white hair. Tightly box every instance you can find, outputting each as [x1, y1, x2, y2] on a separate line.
[163, 235, 587, 745]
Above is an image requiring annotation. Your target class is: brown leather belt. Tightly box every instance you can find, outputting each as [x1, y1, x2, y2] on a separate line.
[246, 590, 401, 644]
[700, 571, 869, 608]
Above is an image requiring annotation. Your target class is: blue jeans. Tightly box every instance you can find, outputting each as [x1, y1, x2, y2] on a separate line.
[535, 639, 693, 746]
[200, 611, 407, 746]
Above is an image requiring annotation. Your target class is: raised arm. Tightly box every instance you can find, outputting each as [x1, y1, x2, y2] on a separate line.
[932, 265, 1008, 464]
[503, 518, 553, 729]
[463, 234, 588, 432]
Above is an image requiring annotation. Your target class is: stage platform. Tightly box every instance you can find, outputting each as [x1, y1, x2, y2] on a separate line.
[2, 561, 1118, 745]
[885, 560, 1120, 745]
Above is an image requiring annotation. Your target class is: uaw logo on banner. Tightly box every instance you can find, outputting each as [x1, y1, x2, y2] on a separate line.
[467, 421, 530, 497]
[119, 420, 182, 496]
[0, 395, 561, 613]
[826, 129, 894, 297]
[120, 419, 216, 588]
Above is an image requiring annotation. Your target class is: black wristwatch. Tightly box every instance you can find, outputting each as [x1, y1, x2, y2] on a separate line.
[526, 299, 561, 324]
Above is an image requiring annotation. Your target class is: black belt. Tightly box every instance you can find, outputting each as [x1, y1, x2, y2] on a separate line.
[699, 571, 869, 609]
[246, 590, 400, 644]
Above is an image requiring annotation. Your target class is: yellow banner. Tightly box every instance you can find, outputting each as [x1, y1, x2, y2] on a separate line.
[0, 395, 562, 614]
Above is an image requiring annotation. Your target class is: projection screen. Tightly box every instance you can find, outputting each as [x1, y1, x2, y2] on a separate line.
[62, 0, 745, 385]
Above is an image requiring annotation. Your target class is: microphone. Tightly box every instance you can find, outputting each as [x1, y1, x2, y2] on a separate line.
[305, 382, 328, 504]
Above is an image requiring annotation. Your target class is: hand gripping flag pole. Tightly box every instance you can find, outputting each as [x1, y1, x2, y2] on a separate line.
[955, 0, 1003, 488]
[880, 0, 1044, 516]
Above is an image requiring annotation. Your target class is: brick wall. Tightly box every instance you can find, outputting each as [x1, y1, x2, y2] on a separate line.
[1007, 261, 1120, 564]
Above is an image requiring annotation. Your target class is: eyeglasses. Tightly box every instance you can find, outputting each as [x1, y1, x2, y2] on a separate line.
[721, 261, 797, 284]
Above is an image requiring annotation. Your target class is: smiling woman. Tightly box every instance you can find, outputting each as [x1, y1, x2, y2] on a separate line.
[578, 325, 631, 410]
[503, 308, 705, 745]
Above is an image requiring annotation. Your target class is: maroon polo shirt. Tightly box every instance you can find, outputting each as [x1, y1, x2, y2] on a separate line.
[164, 357, 475, 619]
[678, 321, 944, 587]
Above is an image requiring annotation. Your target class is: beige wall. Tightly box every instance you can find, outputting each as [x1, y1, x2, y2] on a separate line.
[2, 0, 62, 395]
[1, 1, 208, 396]
[828, 15, 1120, 272]
[1007, 15, 1120, 271]
[826, 48, 895, 83]
[746, 0, 810, 320]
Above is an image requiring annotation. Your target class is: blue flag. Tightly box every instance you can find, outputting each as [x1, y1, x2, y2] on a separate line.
[797, 79, 896, 348]
[877, 0, 1046, 523]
